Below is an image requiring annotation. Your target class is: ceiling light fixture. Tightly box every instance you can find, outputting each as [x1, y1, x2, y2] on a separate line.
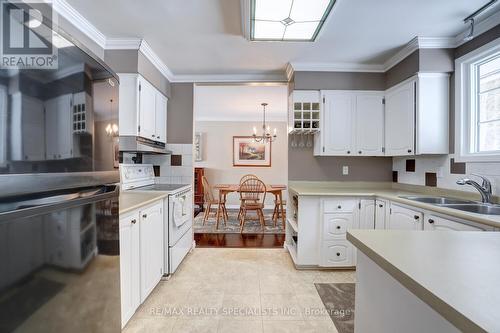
[462, 0, 498, 42]
[253, 103, 277, 143]
[250, 0, 336, 42]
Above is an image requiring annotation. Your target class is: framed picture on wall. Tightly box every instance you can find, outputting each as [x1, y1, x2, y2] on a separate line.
[233, 136, 271, 167]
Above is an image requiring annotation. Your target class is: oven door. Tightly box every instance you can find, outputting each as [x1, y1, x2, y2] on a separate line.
[169, 190, 193, 246]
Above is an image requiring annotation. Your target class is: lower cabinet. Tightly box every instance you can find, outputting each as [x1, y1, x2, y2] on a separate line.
[359, 200, 375, 229]
[375, 199, 387, 229]
[119, 200, 164, 328]
[321, 240, 354, 267]
[423, 215, 492, 231]
[388, 204, 423, 230]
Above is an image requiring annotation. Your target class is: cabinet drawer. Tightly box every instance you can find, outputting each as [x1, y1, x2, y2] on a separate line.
[323, 199, 358, 213]
[323, 213, 353, 240]
[320, 240, 354, 267]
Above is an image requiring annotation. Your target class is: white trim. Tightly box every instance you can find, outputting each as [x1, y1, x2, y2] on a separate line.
[105, 38, 142, 50]
[138, 40, 175, 82]
[240, 0, 251, 41]
[52, 0, 106, 48]
[455, 36, 500, 163]
[195, 116, 288, 122]
[173, 73, 287, 83]
[289, 62, 385, 73]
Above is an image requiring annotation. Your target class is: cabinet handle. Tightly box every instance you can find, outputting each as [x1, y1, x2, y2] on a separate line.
[407, 149, 412, 153]
[131, 219, 137, 224]
[358, 151, 362, 154]
[414, 215, 420, 220]
[428, 219, 435, 224]
[379, 204, 383, 208]
[152, 135, 155, 138]
[336, 226, 341, 230]
[337, 205, 342, 209]
[347, 151, 351, 154]
[336, 252, 341, 257]
[142, 213, 147, 219]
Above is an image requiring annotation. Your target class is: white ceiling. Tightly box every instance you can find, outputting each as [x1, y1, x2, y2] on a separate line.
[66, 0, 498, 77]
[194, 84, 288, 121]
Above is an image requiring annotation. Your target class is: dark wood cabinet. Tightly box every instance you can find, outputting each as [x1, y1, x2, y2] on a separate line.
[194, 167, 205, 212]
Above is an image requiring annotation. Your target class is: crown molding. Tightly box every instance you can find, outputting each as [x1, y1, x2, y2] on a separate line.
[53, 0, 106, 48]
[138, 41, 175, 82]
[454, 9, 500, 46]
[173, 73, 287, 83]
[105, 38, 142, 50]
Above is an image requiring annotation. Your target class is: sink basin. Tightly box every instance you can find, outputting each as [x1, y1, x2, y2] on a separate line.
[440, 204, 500, 215]
[400, 196, 475, 205]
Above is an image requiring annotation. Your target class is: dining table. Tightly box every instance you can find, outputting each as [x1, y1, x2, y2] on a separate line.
[213, 184, 287, 229]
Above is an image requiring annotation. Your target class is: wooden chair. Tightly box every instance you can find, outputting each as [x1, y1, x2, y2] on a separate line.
[238, 174, 259, 220]
[201, 176, 228, 225]
[239, 178, 266, 233]
[272, 197, 286, 227]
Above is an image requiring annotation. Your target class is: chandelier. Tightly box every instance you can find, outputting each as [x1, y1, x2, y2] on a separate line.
[252, 103, 277, 143]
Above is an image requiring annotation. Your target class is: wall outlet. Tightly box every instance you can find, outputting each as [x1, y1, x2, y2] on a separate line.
[342, 166, 349, 175]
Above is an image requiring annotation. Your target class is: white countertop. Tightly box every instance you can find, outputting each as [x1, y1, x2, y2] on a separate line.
[119, 191, 168, 215]
[288, 182, 500, 228]
[347, 230, 500, 333]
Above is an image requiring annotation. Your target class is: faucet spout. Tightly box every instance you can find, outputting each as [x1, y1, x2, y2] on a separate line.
[456, 175, 493, 204]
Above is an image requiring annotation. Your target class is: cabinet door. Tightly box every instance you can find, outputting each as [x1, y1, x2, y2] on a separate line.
[45, 94, 73, 159]
[359, 200, 375, 229]
[355, 94, 384, 156]
[388, 204, 422, 230]
[423, 215, 487, 231]
[139, 202, 164, 302]
[323, 213, 354, 240]
[138, 77, 157, 140]
[119, 212, 140, 327]
[322, 92, 354, 155]
[154, 92, 167, 144]
[385, 81, 415, 156]
[320, 240, 354, 267]
[375, 200, 387, 230]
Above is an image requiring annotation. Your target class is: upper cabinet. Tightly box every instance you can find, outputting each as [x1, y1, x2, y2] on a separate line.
[385, 73, 449, 156]
[314, 91, 384, 156]
[118, 74, 168, 144]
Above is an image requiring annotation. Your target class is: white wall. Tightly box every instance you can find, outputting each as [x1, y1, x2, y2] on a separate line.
[194, 121, 288, 207]
[393, 155, 500, 197]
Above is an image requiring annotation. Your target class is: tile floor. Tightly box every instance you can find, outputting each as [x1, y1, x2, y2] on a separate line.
[124, 248, 356, 333]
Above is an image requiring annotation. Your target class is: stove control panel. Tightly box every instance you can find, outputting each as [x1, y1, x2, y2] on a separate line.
[119, 164, 155, 189]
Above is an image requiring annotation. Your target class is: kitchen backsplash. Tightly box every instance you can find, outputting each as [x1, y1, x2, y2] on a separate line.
[143, 144, 193, 184]
[393, 155, 500, 197]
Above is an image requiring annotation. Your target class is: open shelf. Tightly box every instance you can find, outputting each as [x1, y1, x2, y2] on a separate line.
[287, 218, 298, 233]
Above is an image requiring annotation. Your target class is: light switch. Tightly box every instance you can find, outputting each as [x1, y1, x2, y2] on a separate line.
[342, 166, 349, 175]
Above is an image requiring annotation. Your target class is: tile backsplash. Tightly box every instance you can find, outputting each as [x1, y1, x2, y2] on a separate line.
[393, 155, 500, 196]
[143, 144, 193, 185]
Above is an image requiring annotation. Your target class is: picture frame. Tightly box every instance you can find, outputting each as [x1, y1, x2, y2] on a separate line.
[233, 136, 271, 167]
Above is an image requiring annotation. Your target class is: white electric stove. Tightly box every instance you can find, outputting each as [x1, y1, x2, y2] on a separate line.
[120, 164, 193, 275]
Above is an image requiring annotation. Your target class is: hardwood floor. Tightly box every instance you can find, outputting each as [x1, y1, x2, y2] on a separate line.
[194, 233, 285, 248]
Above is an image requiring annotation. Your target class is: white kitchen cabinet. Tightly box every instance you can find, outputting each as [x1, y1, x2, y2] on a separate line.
[375, 199, 388, 229]
[323, 213, 354, 240]
[118, 73, 168, 143]
[154, 92, 167, 144]
[385, 74, 449, 156]
[355, 94, 385, 156]
[423, 215, 491, 231]
[359, 199, 376, 229]
[10, 93, 45, 161]
[119, 211, 141, 328]
[388, 204, 423, 230]
[45, 94, 73, 160]
[321, 240, 354, 267]
[289, 90, 321, 133]
[315, 91, 384, 156]
[139, 201, 164, 302]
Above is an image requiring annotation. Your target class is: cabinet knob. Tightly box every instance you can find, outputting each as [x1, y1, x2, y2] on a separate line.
[336, 252, 341, 257]
[131, 219, 137, 224]
[336, 226, 341, 230]
[152, 135, 155, 138]
[358, 151, 362, 154]
[414, 215, 420, 220]
[379, 204, 383, 208]
[142, 214, 147, 219]
[347, 151, 351, 154]
[337, 205, 342, 209]
[407, 149, 412, 153]
[428, 219, 435, 224]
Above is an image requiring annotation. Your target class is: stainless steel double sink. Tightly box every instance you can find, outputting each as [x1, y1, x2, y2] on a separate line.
[399, 196, 500, 215]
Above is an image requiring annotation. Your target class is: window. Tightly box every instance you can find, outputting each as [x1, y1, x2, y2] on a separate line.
[456, 37, 500, 162]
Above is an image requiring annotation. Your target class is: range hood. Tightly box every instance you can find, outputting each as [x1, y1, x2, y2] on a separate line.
[119, 136, 172, 154]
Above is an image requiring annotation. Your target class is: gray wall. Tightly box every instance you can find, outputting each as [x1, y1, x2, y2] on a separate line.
[138, 51, 171, 98]
[293, 71, 386, 90]
[384, 50, 419, 89]
[104, 49, 139, 73]
[168, 83, 194, 144]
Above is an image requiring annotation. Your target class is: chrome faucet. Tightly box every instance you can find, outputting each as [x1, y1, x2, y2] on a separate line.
[456, 174, 493, 204]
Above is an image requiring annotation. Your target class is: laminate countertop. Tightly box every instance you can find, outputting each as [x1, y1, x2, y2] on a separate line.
[347, 230, 500, 333]
[119, 191, 168, 215]
[288, 182, 500, 229]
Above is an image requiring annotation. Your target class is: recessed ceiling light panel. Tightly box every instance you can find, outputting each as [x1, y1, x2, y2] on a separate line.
[250, 0, 336, 41]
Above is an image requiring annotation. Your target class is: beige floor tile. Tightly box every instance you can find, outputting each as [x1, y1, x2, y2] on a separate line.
[217, 319, 263, 333]
[221, 294, 262, 320]
[172, 318, 219, 333]
[260, 293, 303, 321]
[122, 317, 176, 333]
[295, 292, 331, 320]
